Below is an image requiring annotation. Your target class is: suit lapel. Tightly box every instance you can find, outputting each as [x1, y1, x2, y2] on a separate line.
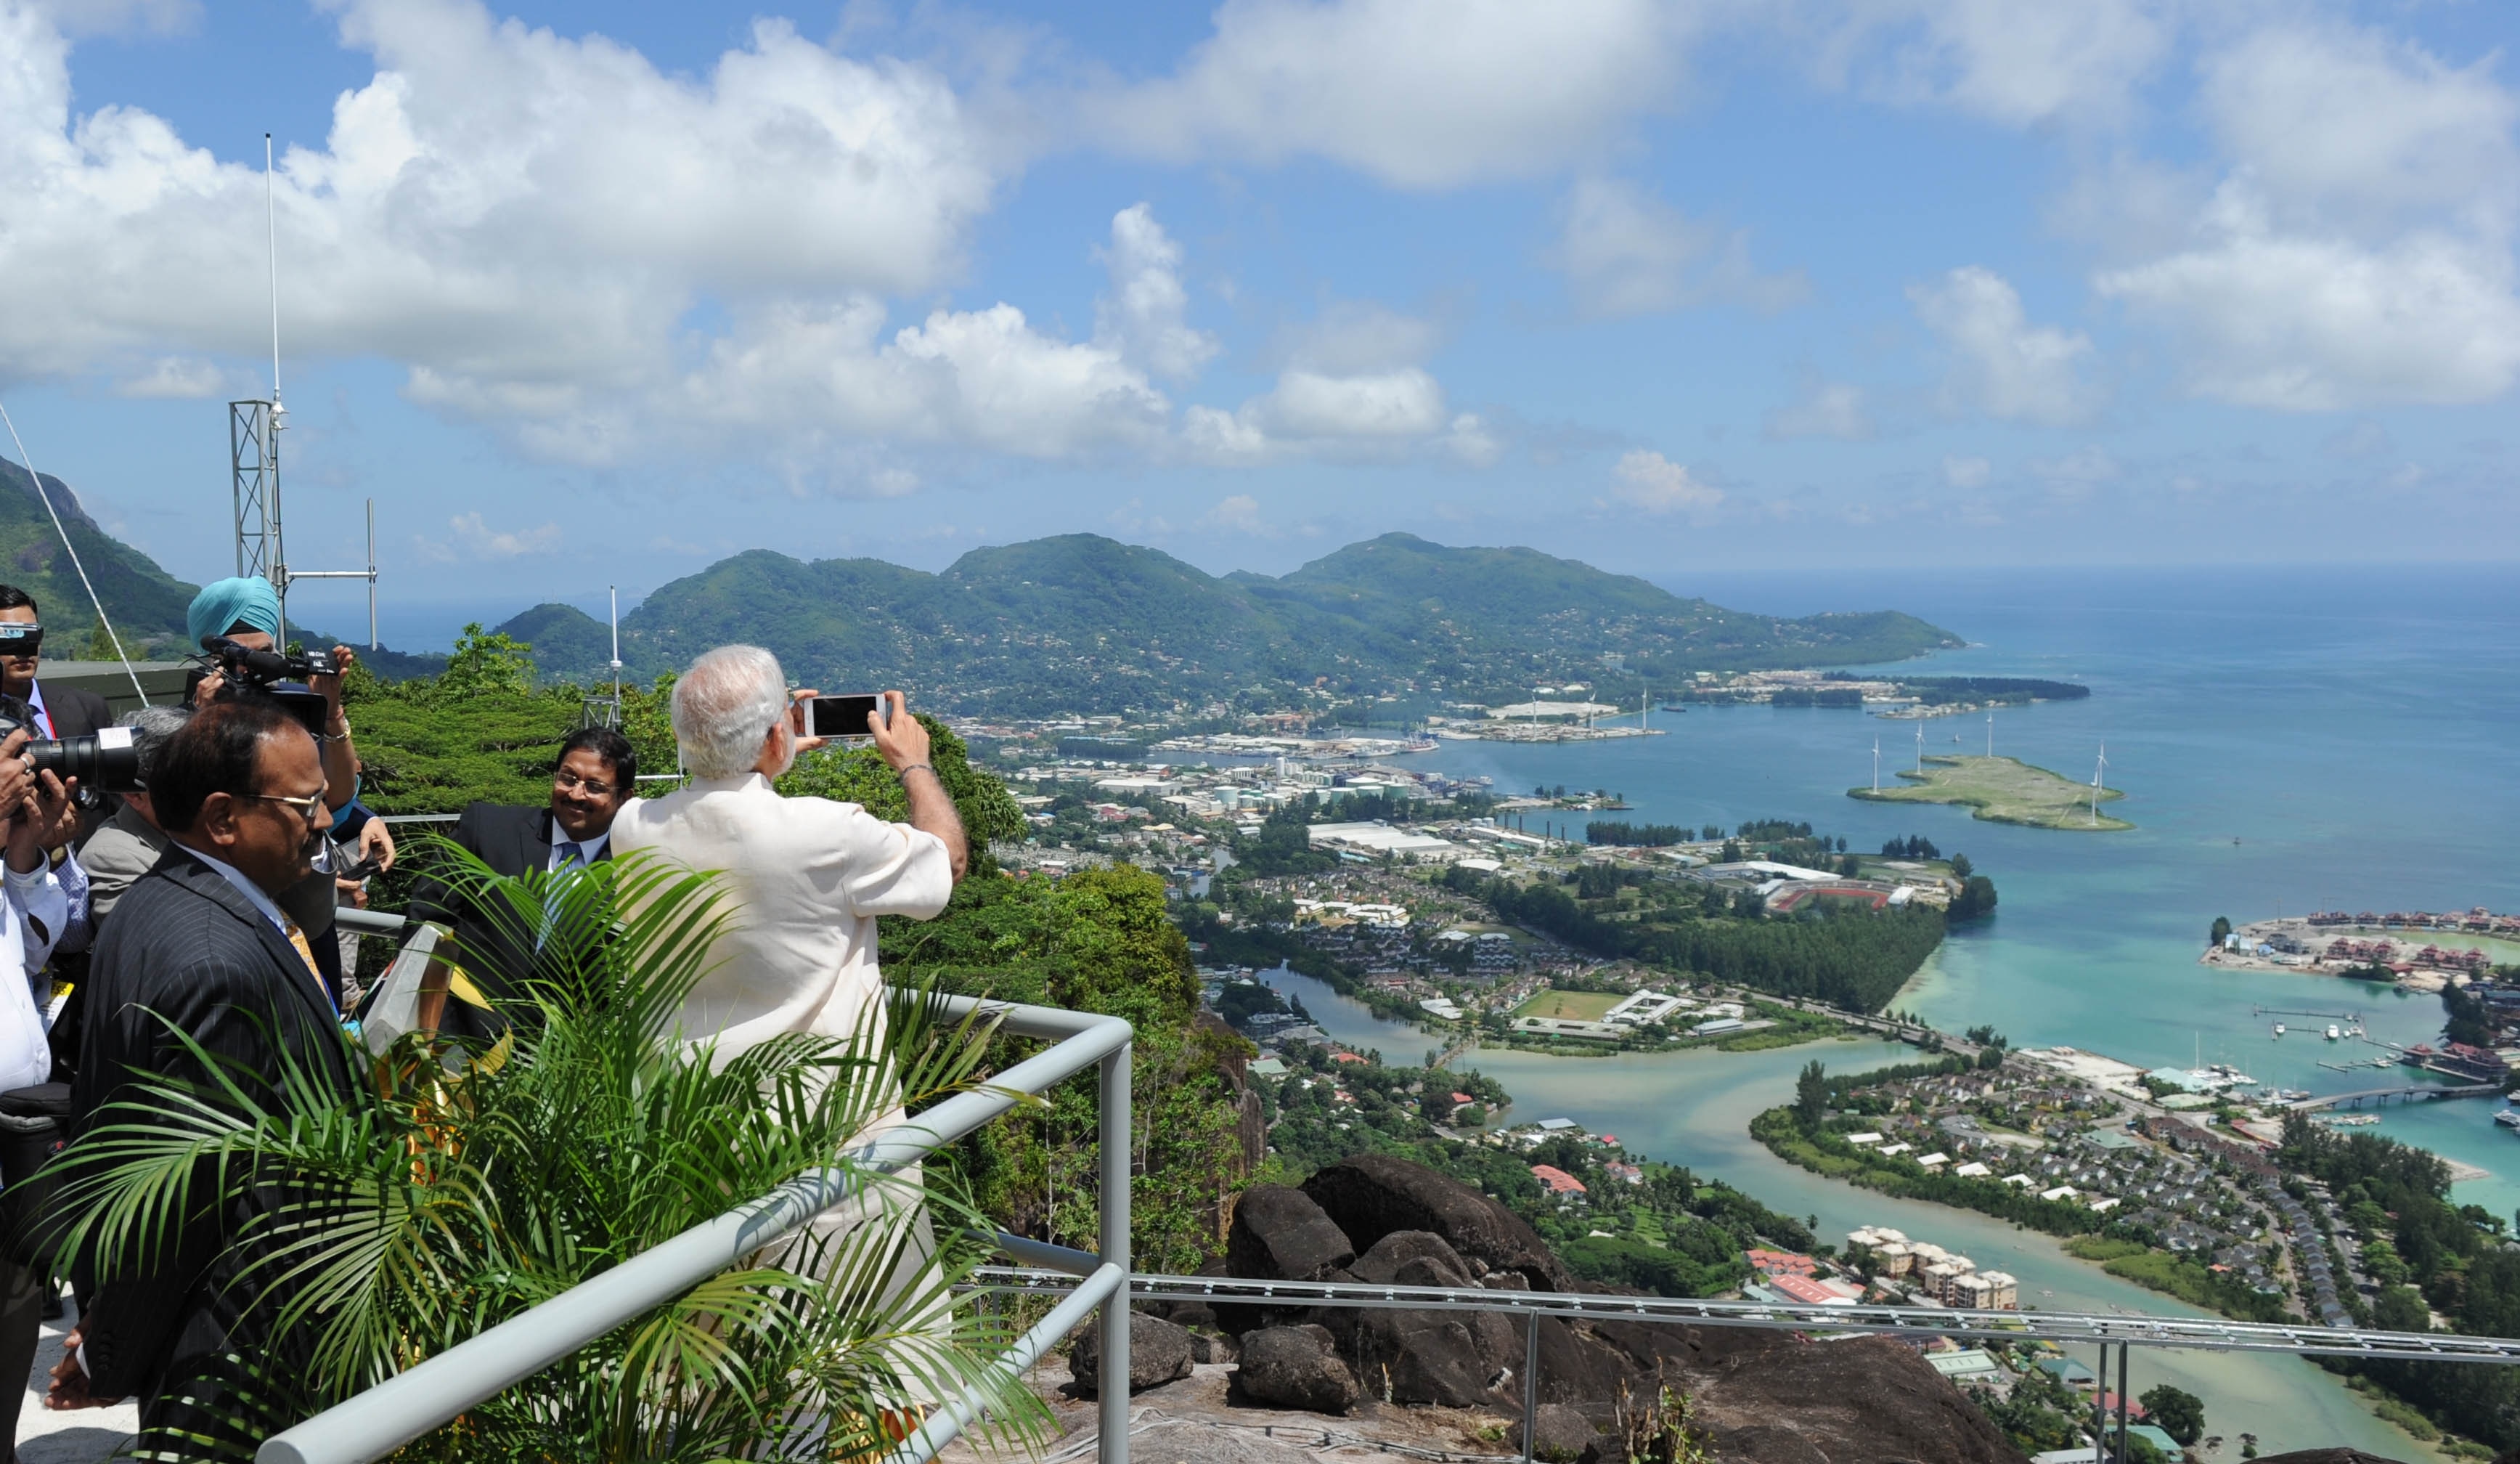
[164, 853, 339, 1028]
[525, 807, 555, 876]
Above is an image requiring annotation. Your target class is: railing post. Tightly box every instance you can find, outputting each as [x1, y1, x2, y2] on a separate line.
[2115, 1343, 2129, 1463]
[1520, 1310, 1539, 1464]
[1098, 1046, 1132, 1464]
[2091, 1347, 2105, 1464]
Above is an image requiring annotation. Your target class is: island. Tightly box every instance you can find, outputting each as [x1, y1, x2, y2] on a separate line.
[1850, 754, 2130, 831]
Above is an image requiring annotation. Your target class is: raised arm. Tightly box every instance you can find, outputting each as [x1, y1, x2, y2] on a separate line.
[868, 691, 966, 882]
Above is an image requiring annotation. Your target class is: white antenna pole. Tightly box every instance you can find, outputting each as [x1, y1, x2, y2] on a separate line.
[365, 497, 377, 649]
[265, 133, 282, 408]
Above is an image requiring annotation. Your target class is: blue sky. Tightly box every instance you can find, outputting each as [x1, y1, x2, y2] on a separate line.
[0, 0, 2513, 648]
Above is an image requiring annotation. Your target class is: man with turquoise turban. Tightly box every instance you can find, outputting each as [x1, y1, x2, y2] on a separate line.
[179, 579, 390, 1004]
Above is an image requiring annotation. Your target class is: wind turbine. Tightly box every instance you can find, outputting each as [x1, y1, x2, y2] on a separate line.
[1915, 723, 1923, 773]
[1872, 737, 1881, 792]
[2090, 743, 2109, 825]
[1985, 709, 1994, 757]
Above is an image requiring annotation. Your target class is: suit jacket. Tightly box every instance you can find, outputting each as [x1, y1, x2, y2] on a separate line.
[608, 774, 952, 1067]
[406, 803, 608, 1038]
[32, 680, 110, 740]
[69, 846, 359, 1421]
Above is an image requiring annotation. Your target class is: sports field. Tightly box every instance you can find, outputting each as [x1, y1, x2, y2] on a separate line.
[1511, 989, 1623, 1022]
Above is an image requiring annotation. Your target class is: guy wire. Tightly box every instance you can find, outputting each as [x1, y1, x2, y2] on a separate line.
[0, 401, 150, 704]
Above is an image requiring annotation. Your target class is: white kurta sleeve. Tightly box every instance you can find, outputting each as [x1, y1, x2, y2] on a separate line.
[4, 861, 65, 971]
[824, 804, 955, 920]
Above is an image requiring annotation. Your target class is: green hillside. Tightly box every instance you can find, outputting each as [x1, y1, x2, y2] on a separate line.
[0, 455, 446, 676]
[602, 532, 1961, 714]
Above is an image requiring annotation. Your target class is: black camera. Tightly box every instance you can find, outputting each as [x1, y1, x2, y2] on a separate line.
[197, 637, 333, 735]
[0, 696, 141, 794]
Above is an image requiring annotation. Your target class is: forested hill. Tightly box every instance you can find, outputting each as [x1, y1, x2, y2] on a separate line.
[0, 455, 444, 675]
[512, 532, 1959, 713]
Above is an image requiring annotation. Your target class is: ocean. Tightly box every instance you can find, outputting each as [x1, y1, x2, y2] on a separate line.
[1265, 561, 2520, 1460]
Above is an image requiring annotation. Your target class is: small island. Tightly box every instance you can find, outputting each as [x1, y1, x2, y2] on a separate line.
[1851, 754, 2131, 831]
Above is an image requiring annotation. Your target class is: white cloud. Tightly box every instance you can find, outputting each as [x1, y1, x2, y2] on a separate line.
[1202, 494, 1269, 535]
[2094, 188, 2520, 410]
[1941, 455, 1989, 489]
[2028, 446, 2117, 500]
[1082, 0, 1703, 189]
[2200, 22, 2517, 233]
[0, 0, 1003, 435]
[439, 511, 560, 559]
[1184, 367, 1495, 465]
[1442, 413, 1503, 467]
[1268, 300, 1447, 375]
[112, 356, 229, 399]
[1093, 203, 1218, 383]
[1553, 177, 1807, 318]
[1809, 0, 2170, 128]
[2076, 20, 2520, 412]
[1909, 266, 2100, 425]
[1764, 378, 1871, 440]
[1610, 449, 1722, 515]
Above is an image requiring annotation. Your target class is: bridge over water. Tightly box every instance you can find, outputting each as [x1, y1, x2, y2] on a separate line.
[2288, 1081, 2500, 1111]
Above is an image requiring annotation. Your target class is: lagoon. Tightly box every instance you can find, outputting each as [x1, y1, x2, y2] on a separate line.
[1257, 564, 2520, 1459]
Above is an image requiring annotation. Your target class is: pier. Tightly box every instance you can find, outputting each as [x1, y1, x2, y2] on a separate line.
[2288, 1082, 2500, 1112]
[2254, 1005, 2367, 1022]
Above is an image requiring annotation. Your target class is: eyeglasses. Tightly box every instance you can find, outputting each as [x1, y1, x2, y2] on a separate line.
[244, 790, 330, 824]
[553, 769, 617, 798]
[0, 623, 40, 647]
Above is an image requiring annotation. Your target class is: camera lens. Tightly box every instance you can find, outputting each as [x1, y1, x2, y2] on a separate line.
[26, 726, 141, 794]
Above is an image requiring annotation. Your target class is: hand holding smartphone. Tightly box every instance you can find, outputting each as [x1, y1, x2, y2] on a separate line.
[806, 694, 889, 739]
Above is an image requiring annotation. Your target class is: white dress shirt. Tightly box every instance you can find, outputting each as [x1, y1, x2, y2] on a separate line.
[547, 828, 611, 871]
[609, 773, 952, 1066]
[0, 860, 68, 1092]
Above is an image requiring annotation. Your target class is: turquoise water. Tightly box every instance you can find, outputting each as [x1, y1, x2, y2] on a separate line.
[1272, 564, 2520, 1459]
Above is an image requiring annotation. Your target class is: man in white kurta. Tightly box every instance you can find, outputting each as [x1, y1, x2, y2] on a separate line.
[610, 646, 969, 1412]
[610, 646, 967, 1065]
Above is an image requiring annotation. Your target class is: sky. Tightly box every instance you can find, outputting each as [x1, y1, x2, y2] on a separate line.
[0, 0, 2513, 647]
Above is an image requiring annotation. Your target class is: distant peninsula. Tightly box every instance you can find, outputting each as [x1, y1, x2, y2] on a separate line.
[1851, 754, 2130, 831]
[502, 533, 1964, 715]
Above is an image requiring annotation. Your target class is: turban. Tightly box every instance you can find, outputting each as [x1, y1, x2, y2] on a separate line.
[186, 577, 282, 650]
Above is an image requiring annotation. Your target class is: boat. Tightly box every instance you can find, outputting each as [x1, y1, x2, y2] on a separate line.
[2325, 1024, 2341, 1041]
[2272, 1022, 2286, 1037]
[2497, 1107, 2520, 1131]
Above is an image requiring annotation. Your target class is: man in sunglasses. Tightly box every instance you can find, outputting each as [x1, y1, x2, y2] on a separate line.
[0, 582, 113, 766]
[406, 726, 637, 1040]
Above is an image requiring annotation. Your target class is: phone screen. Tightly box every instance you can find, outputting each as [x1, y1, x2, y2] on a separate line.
[809, 694, 884, 739]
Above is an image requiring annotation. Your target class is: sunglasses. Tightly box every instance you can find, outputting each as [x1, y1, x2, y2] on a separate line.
[0, 624, 40, 652]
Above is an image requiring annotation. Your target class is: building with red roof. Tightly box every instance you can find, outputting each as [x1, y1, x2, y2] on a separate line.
[1530, 1164, 1588, 1197]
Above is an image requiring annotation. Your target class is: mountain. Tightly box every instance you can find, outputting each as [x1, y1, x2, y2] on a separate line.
[569, 532, 1959, 715]
[0, 455, 446, 676]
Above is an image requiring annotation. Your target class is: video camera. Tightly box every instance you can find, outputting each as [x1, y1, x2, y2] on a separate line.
[0, 696, 139, 795]
[198, 637, 333, 735]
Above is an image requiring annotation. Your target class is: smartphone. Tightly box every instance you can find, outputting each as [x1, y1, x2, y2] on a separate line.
[808, 694, 887, 739]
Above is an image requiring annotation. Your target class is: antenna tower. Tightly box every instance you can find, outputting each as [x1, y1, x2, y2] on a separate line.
[232, 132, 378, 648]
[581, 586, 627, 729]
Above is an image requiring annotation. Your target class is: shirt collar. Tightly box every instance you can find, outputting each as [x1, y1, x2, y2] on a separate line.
[178, 842, 291, 935]
[22, 681, 46, 736]
[552, 828, 612, 864]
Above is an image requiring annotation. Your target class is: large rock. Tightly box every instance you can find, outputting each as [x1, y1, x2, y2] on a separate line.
[1231, 1325, 1360, 1415]
[1301, 1154, 1571, 1290]
[1509, 1403, 1599, 1463]
[1313, 1229, 1522, 1406]
[1227, 1184, 1356, 1282]
[1068, 1311, 1195, 1396]
[2254, 1454, 2418, 1464]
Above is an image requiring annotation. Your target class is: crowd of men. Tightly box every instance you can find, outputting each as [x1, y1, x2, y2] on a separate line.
[0, 584, 963, 1458]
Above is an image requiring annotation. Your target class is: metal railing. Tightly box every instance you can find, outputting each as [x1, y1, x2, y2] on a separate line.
[256, 993, 1135, 1464]
[283, 908, 2520, 1464]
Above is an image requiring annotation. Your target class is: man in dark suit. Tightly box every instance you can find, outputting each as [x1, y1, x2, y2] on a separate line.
[407, 726, 636, 1038]
[48, 699, 358, 1445]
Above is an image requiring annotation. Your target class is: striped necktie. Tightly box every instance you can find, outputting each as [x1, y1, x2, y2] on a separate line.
[280, 915, 338, 1013]
[555, 842, 584, 871]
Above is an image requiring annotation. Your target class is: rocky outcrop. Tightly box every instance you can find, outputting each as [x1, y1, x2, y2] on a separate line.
[1301, 1154, 1570, 1290]
[1068, 1312, 1195, 1396]
[1509, 1403, 1599, 1462]
[1209, 1155, 2028, 1462]
[2255, 1453, 2418, 1464]
[1231, 1325, 1360, 1414]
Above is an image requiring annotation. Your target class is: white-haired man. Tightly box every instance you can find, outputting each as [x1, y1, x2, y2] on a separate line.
[610, 644, 967, 1062]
